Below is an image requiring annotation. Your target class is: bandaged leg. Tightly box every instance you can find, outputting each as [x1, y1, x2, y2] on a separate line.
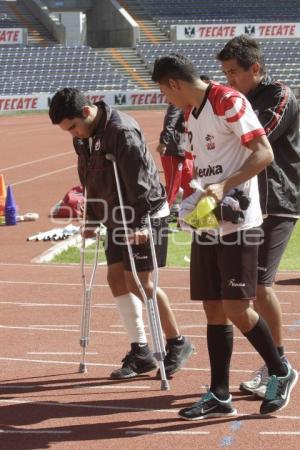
[115, 293, 147, 344]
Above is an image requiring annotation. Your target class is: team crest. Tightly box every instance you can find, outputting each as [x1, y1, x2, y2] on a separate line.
[205, 134, 215, 150]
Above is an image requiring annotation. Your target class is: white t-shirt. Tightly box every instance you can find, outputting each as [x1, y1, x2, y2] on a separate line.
[187, 83, 266, 236]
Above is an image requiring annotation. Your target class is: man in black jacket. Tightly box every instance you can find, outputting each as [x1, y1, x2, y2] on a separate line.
[156, 104, 193, 208]
[49, 88, 194, 380]
[217, 35, 300, 397]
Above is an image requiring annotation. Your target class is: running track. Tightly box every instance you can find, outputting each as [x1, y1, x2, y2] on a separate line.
[0, 112, 299, 450]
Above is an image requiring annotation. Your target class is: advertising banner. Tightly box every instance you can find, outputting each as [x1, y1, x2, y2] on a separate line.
[0, 28, 27, 44]
[175, 23, 300, 40]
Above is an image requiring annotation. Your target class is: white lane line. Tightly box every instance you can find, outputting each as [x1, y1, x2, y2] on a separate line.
[0, 357, 119, 367]
[11, 165, 76, 186]
[0, 325, 126, 334]
[29, 325, 79, 328]
[126, 430, 210, 435]
[87, 385, 150, 390]
[1, 280, 300, 293]
[1, 151, 73, 172]
[0, 302, 115, 308]
[0, 430, 71, 434]
[232, 351, 297, 354]
[1, 325, 300, 341]
[27, 352, 97, 355]
[0, 398, 299, 421]
[0, 280, 189, 290]
[0, 357, 254, 373]
[0, 398, 177, 413]
[0, 383, 150, 390]
[260, 432, 300, 435]
[1, 261, 299, 278]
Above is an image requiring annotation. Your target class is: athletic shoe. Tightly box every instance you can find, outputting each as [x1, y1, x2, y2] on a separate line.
[239, 356, 290, 398]
[178, 390, 237, 420]
[260, 363, 298, 415]
[163, 337, 195, 376]
[110, 349, 157, 379]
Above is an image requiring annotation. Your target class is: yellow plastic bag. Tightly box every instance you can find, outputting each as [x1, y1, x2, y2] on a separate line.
[184, 196, 219, 229]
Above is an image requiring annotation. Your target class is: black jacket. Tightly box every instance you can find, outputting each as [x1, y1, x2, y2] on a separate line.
[247, 77, 300, 215]
[74, 102, 166, 229]
[159, 104, 186, 158]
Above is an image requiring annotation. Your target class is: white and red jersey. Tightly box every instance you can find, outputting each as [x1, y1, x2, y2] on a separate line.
[187, 82, 266, 235]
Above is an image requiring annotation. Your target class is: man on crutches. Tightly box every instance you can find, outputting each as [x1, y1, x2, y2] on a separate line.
[49, 88, 195, 381]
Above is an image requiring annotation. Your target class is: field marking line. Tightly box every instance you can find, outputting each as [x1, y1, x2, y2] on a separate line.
[1, 151, 73, 172]
[11, 165, 76, 186]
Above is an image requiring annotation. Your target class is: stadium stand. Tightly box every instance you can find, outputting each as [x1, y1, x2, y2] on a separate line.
[0, 0, 56, 45]
[122, 0, 300, 32]
[0, 0, 300, 96]
[136, 40, 300, 87]
[0, 45, 137, 95]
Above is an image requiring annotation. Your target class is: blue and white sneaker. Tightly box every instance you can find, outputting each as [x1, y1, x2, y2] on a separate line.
[178, 390, 237, 420]
[260, 364, 298, 414]
[240, 356, 291, 398]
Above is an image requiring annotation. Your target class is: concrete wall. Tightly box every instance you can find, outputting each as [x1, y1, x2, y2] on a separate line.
[59, 12, 84, 45]
[25, 0, 139, 47]
[86, 0, 139, 48]
[24, 0, 66, 43]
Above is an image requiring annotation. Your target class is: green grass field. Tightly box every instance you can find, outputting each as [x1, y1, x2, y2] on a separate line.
[52, 220, 300, 270]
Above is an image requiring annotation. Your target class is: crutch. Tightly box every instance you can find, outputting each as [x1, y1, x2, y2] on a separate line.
[78, 190, 101, 373]
[106, 153, 170, 390]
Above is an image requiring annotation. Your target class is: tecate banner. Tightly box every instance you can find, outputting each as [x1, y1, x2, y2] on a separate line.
[0, 91, 168, 112]
[0, 28, 27, 44]
[176, 23, 300, 40]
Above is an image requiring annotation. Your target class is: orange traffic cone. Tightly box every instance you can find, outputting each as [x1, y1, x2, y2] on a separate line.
[0, 174, 6, 217]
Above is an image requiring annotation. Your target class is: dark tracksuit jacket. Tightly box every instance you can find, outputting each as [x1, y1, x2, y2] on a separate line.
[247, 76, 300, 216]
[73, 101, 166, 230]
[159, 104, 186, 158]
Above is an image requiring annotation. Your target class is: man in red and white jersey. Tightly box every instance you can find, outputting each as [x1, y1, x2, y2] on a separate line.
[152, 54, 298, 419]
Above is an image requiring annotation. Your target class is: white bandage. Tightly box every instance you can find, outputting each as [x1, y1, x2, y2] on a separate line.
[115, 293, 147, 344]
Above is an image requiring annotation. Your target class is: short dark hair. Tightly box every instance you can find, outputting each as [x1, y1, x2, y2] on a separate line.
[217, 35, 266, 75]
[49, 87, 93, 124]
[151, 53, 199, 84]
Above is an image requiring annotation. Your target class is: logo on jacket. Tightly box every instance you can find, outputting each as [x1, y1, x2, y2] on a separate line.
[184, 26, 196, 38]
[95, 139, 101, 151]
[244, 25, 256, 35]
[114, 94, 127, 105]
[205, 134, 215, 150]
[197, 164, 223, 178]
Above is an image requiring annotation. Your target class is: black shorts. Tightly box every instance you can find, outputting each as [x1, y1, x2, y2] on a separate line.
[190, 228, 261, 301]
[258, 215, 297, 286]
[104, 217, 168, 272]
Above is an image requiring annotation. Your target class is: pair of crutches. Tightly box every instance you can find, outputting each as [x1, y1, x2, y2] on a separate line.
[78, 153, 170, 390]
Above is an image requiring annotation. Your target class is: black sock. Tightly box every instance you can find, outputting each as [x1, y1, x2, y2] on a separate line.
[167, 335, 184, 346]
[207, 324, 233, 400]
[243, 316, 287, 377]
[131, 343, 150, 355]
[277, 346, 285, 358]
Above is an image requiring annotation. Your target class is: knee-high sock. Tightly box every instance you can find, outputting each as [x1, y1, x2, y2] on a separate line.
[243, 316, 287, 376]
[207, 324, 233, 400]
[115, 293, 147, 344]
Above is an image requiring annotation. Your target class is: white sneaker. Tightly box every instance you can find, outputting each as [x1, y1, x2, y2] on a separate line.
[240, 356, 290, 398]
